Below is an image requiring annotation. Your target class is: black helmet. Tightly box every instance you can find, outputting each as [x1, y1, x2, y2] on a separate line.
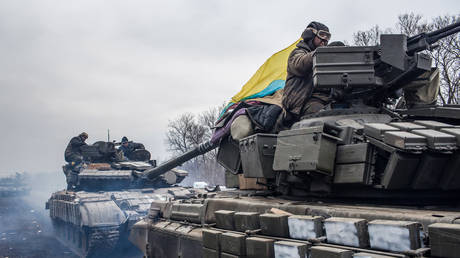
[79, 132, 88, 139]
[301, 21, 330, 41]
[121, 136, 128, 143]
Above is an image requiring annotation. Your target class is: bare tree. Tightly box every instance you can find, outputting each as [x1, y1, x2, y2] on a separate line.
[397, 13, 427, 36]
[198, 103, 226, 160]
[165, 113, 202, 154]
[428, 15, 460, 104]
[165, 104, 226, 186]
[353, 25, 392, 46]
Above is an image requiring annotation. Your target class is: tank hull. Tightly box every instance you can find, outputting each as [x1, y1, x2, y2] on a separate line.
[47, 187, 194, 257]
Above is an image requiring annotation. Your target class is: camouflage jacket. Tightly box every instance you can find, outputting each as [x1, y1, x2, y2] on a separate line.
[64, 136, 87, 158]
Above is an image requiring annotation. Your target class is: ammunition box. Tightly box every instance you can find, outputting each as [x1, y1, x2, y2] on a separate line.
[313, 46, 376, 89]
[239, 134, 277, 178]
[273, 126, 338, 175]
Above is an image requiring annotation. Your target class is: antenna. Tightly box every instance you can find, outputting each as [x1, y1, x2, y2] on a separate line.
[107, 129, 110, 142]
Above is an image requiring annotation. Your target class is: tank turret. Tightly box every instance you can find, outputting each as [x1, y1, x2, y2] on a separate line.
[63, 141, 189, 191]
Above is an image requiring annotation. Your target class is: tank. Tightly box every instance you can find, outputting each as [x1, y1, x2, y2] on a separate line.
[130, 22, 460, 257]
[0, 172, 29, 197]
[45, 140, 202, 257]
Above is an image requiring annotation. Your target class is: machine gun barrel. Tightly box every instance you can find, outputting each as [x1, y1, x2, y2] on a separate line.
[407, 21, 460, 54]
[143, 141, 218, 180]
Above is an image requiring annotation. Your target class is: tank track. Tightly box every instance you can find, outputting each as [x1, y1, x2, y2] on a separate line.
[51, 218, 120, 257]
[84, 226, 120, 257]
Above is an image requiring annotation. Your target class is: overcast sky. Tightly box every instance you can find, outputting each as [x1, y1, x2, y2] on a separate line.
[0, 0, 458, 174]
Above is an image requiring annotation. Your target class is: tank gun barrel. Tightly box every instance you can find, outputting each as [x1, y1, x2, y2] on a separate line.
[143, 141, 217, 180]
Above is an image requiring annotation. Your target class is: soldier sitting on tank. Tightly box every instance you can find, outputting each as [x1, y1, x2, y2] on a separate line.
[281, 21, 331, 127]
[118, 136, 145, 160]
[64, 132, 88, 167]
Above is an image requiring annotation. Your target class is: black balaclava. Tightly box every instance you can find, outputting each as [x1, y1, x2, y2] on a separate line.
[299, 21, 329, 50]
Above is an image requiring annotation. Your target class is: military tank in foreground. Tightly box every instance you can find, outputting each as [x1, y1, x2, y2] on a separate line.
[130, 22, 460, 257]
[45, 141, 200, 257]
[0, 172, 29, 197]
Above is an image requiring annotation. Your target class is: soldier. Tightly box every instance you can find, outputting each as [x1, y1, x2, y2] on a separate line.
[64, 132, 88, 166]
[118, 136, 145, 160]
[282, 21, 331, 126]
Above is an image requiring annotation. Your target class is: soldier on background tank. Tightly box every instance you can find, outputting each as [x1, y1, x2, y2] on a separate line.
[64, 132, 88, 166]
[118, 136, 146, 160]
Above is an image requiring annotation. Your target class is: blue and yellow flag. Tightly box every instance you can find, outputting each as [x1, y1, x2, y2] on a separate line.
[221, 38, 301, 115]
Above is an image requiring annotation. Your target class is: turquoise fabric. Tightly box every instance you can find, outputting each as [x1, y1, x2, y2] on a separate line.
[219, 79, 285, 117]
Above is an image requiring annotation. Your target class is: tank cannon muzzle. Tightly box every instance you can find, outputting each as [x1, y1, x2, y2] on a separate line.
[143, 141, 218, 180]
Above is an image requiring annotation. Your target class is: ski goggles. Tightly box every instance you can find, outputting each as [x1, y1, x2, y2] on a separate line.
[310, 28, 331, 41]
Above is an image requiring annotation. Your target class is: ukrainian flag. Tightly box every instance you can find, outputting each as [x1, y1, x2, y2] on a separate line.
[221, 38, 301, 115]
